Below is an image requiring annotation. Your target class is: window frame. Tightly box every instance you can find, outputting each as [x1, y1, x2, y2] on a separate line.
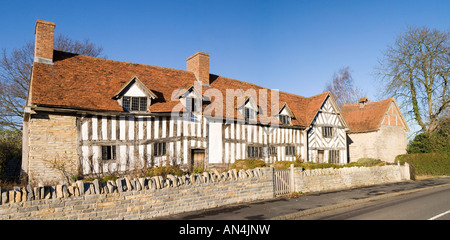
[186, 97, 201, 113]
[268, 146, 277, 156]
[322, 126, 333, 138]
[279, 115, 291, 125]
[101, 145, 116, 161]
[153, 142, 167, 157]
[329, 150, 340, 164]
[245, 107, 256, 121]
[122, 96, 148, 112]
[247, 146, 262, 159]
[285, 146, 296, 156]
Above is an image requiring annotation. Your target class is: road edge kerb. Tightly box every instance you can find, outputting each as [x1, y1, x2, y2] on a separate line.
[269, 182, 450, 220]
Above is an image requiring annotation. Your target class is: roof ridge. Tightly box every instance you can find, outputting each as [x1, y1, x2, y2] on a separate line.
[54, 50, 195, 75]
[343, 98, 393, 108]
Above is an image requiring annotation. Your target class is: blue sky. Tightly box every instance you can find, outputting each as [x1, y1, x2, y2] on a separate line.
[1, 0, 449, 103]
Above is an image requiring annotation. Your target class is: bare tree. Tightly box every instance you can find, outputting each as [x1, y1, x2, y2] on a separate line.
[0, 34, 104, 130]
[376, 26, 450, 133]
[324, 66, 366, 109]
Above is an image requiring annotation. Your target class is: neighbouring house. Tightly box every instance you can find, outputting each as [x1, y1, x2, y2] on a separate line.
[22, 20, 350, 185]
[341, 97, 409, 163]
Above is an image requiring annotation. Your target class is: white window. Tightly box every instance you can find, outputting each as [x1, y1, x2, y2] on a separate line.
[186, 97, 201, 113]
[245, 107, 255, 120]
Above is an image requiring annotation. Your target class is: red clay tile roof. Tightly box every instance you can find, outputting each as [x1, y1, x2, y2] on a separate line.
[30, 50, 330, 127]
[340, 98, 393, 133]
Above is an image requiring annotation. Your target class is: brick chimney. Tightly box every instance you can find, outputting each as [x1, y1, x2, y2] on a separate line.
[186, 52, 210, 85]
[34, 20, 55, 64]
[359, 97, 369, 108]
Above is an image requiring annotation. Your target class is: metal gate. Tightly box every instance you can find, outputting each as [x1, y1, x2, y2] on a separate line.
[274, 168, 293, 196]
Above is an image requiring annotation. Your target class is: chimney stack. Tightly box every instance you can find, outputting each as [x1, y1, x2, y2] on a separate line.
[359, 97, 369, 108]
[186, 52, 210, 85]
[34, 20, 55, 64]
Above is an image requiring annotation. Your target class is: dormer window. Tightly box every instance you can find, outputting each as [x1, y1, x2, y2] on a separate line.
[279, 115, 291, 125]
[278, 103, 295, 125]
[174, 85, 204, 114]
[123, 96, 148, 112]
[186, 97, 201, 113]
[238, 96, 258, 122]
[245, 107, 256, 120]
[113, 76, 157, 113]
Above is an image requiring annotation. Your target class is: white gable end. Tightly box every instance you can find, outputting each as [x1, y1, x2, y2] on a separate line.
[124, 84, 147, 97]
[279, 108, 290, 116]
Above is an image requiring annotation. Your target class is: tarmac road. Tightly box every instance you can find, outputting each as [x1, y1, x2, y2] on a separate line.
[293, 182, 450, 220]
[154, 176, 450, 220]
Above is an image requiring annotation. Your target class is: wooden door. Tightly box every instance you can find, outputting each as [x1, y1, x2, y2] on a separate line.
[192, 149, 205, 171]
[317, 150, 324, 163]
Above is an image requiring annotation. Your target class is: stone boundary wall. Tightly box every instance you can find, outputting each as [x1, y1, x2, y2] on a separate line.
[0, 168, 273, 220]
[0, 164, 410, 220]
[293, 163, 411, 193]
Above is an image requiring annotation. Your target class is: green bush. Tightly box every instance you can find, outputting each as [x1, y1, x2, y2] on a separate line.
[273, 160, 303, 169]
[229, 159, 266, 170]
[146, 165, 185, 178]
[273, 158, 387, 170]
[395, 153, 450, 177]
[353, 158, 385, 167]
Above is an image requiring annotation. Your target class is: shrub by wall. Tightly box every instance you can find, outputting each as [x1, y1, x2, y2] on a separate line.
[395, 153, 450, 178]
[229, 159, 266, 170]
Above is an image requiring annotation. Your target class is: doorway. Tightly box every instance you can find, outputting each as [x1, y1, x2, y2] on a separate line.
[317, 150, 324, 163]
[191, 149, 205, 171]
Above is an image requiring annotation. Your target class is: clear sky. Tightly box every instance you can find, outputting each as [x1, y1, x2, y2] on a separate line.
[1, 0, 449, 103]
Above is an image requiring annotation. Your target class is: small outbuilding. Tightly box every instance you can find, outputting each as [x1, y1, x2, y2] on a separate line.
[341, 97, 409, 163]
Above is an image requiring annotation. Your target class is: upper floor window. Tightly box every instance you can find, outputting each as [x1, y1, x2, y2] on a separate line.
[278, 103, 294, 125]
[279, 115, 291, 125]
[123, 96, 148, 112]
[114, 76, 157, 113]
[186, 97, 201, 113]
[322, 126, 333, 138]
[245, 107, 256, 121]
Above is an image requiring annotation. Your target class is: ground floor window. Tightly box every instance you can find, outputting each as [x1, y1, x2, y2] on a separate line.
[329, 150, 340, 164]
[153, 142, 167, 157]
[285, 146, 296, 156]
[247, 146, 262, 158]
[268, 146, 277, 156]
[101, 145, 116, 161]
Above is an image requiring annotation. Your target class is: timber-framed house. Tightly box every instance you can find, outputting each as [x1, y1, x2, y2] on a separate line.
[23, 20, 350, 184]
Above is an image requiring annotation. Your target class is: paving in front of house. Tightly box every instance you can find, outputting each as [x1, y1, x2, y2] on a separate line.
[153, 176, 450, 220]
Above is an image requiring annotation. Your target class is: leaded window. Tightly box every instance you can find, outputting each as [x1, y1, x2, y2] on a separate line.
[123, 96, 148, 112]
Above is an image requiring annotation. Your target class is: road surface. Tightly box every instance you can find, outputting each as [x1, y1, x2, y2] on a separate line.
[294, 183, 450, 220]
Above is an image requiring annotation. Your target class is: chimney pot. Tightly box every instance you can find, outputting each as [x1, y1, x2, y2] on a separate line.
[186, 52, 210, 85]
[34, 20, 55, 64]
